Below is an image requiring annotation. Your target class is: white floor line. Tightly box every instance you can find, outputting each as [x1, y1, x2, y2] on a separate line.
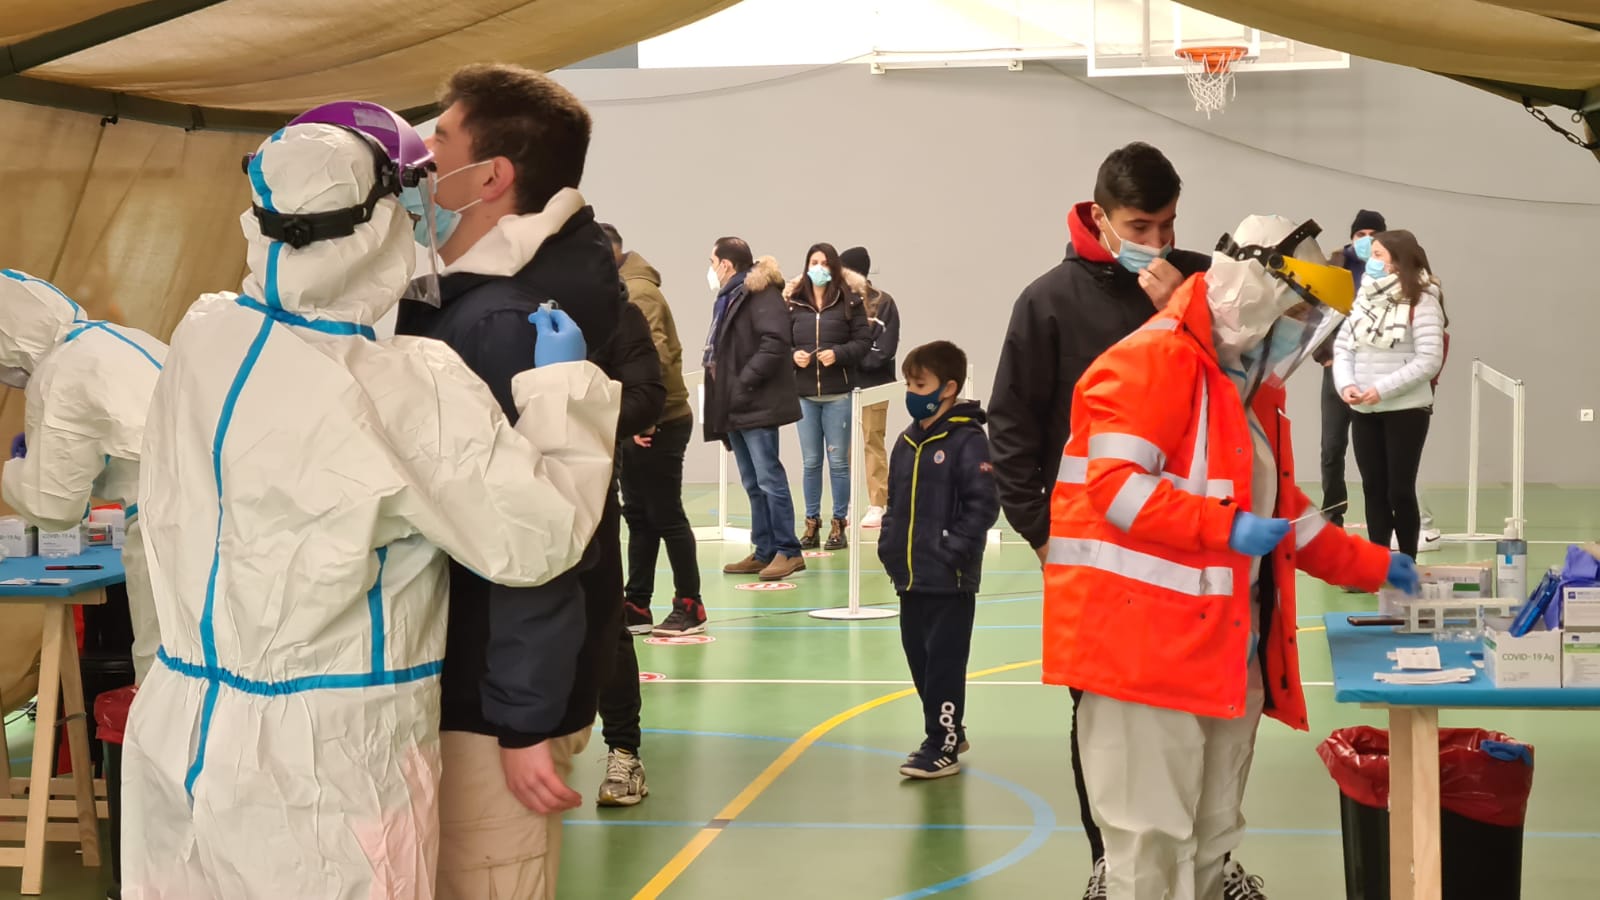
[645, 678, 1340, 687]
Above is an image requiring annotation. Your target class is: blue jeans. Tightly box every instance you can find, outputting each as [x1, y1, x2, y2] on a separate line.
[728, 427, 802, 560]
[798, 396, 852, 520]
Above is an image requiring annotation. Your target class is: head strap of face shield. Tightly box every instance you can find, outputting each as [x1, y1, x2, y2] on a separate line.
[241, 128, 413, 250]
[1215, 219, 1327, 309]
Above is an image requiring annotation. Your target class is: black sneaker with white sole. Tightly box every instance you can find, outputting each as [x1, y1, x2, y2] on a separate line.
[899, 748, 960, 779]
[652, 600, 707, 637]
[1082, 857, 1107, 900]
[1222, 859, 1268, 900]
[623, 601, 653, 636]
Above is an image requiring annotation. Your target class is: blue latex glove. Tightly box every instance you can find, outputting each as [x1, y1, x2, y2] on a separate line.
[1228, 511, 1290, 557]
[1386, 552, 1420, 596]
[528, 306, 586, 368]
[9, 433, 24, 460]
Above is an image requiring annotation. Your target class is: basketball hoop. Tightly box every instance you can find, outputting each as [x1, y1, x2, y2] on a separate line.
[1175, 45, 1253, 118]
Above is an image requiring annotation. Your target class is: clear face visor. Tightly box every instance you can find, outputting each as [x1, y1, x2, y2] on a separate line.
[1241, 301, 1342, 401]
[402, 168, 444, 308]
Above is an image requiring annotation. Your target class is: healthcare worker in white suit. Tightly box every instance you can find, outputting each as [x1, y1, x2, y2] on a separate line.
[121, 117, 620, 900]
[0, 269, 166, 683]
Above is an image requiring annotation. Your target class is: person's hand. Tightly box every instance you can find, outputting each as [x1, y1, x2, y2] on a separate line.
[817, 349, 837, 367]
[1386, 552, 1420, 596]
[1341, 386, 1365, 406]
[529, 306, 586, 368]
[1137, 258, 1185, 309]
[633, 426, 657, 449]
[1034, 544, 1049, 568]
[1358, 387, 1382, 406]
[1321, 359, 1334, 368]
[500, 742, 582, 814]
[1228, 511, 1291, 557]
[9, 433, 24, 460]
[793, 349, 813, 368]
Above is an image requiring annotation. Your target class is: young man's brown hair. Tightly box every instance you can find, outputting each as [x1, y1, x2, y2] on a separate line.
[441, 64, 592, 214]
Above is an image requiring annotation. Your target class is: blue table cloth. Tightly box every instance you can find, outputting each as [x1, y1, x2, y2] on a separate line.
[1325, 612, 1600, 708]
[0, 546, 126, 600]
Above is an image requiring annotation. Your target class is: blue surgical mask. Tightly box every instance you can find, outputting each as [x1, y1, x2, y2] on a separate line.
[1104, 221, 1171, 274]
[906, 385, 945, 421]
[1352, 235, 1374, 261]
[807, 265, 832, 287]
[399, 161, 490, 247]
[1365, 257, 1390, 281]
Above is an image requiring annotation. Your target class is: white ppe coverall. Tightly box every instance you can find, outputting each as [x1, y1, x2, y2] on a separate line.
[121, 124, 620, 900]
[0, 269, 166, 683]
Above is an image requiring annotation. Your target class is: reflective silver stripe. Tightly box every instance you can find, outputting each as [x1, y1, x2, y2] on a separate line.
[1047, 536, 1234, 596]
[1057, 455, 1088, 485]
[1181, 380, 1210, 495]
[1140, 319, 1178, 333]
[1206, 479, 1234, 499]
[1295, 513, 1328, 550]
[1106, 473, 1160, 531]
[1088, 433, 1165, 473]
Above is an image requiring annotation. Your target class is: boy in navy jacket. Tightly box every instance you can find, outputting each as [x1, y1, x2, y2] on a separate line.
[878, 341, 1000, 778]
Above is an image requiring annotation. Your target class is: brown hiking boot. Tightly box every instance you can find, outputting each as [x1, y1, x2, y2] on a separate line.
[759, 553, 806, 582]
[723, 553, 767, 575]
[824, 516, 848, 551]
[799, 517, 822, 550]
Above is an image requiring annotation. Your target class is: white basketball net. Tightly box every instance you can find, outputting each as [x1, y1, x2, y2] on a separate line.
[1178, 49, 1251, 118]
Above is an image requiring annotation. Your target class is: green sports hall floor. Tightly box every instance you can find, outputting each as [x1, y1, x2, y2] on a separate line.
[5, 486, 1599, 899]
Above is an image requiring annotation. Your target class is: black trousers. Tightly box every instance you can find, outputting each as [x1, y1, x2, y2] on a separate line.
[621, 415, 701, 609]
[1320, 367, 1352, 526]
[1351, 407, 1432, 559]
[598, 621, 643, 754]
[554, 489, 625, 739]
[899, 591, 976, 753]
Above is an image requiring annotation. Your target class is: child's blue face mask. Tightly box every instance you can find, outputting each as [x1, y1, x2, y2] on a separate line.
[906, 384, 946, 421]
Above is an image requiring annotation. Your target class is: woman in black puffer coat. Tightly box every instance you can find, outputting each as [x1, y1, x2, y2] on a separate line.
[784, 242, 871, 551]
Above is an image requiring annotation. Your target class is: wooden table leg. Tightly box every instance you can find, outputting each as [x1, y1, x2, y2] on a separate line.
[20, 606, 65, 896]
[56, 605, 101, 868]
[1408, 708, 1442, 900]
[1389, 708, 1416, 900]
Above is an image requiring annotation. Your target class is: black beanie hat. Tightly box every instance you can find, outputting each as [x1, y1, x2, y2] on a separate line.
[840, 246, 871, 276]
[1350, 209, 1387, 237]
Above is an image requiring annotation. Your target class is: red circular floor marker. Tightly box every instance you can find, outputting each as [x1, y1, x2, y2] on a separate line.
[638, 671, 667, 682]
[803, 551, 833, 559]
[643, 635, 717, 646]
[734, 581, 797, 592]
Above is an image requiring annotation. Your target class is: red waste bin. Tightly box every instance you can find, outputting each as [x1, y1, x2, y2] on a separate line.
[94, 685, 136, 900]
[1318, 726, 1535, 900]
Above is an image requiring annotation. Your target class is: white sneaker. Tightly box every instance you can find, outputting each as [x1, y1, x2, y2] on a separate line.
[861, 506, 885, 529]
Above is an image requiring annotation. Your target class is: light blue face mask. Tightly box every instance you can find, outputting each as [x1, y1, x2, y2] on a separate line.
[1352, 235, 1374, 261]
[807, 265, 832, 287]
[1365, 257, 1390, 282]
[1104, 221, 1172, 274]
[399, 161, 491, 247]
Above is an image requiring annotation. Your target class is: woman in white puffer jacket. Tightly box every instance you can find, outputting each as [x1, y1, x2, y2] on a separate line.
[1334, 229, 1447, 559]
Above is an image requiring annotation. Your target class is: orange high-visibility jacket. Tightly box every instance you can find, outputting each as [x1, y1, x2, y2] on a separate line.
[1043, 274, 1390, 730]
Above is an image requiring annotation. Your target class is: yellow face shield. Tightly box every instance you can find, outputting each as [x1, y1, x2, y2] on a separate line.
[1277, 255, 1355, 316]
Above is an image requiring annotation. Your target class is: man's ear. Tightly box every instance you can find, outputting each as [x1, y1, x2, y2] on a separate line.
[481, 157, 517, 205]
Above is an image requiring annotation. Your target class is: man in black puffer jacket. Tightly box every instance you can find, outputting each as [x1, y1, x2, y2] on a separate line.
[703, 238, 806, 582]
[395, 64, 664, 900]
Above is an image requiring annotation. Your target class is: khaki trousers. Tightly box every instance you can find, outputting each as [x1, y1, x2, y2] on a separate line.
[436, 727, 592, 900]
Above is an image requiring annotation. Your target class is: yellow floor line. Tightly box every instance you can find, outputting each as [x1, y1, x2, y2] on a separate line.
[631, 658, 1043, 900]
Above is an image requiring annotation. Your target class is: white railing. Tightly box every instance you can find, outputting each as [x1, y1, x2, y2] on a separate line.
[1441, 360, 1526, 543]
[680, 369, 748, 545]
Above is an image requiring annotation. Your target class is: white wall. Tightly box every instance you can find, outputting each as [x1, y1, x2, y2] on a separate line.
[555, 58, 1600, 487]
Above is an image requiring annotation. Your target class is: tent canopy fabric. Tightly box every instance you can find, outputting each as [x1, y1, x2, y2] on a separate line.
[1184, 1, 1600, 150]
[1, 1, 740, 130]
